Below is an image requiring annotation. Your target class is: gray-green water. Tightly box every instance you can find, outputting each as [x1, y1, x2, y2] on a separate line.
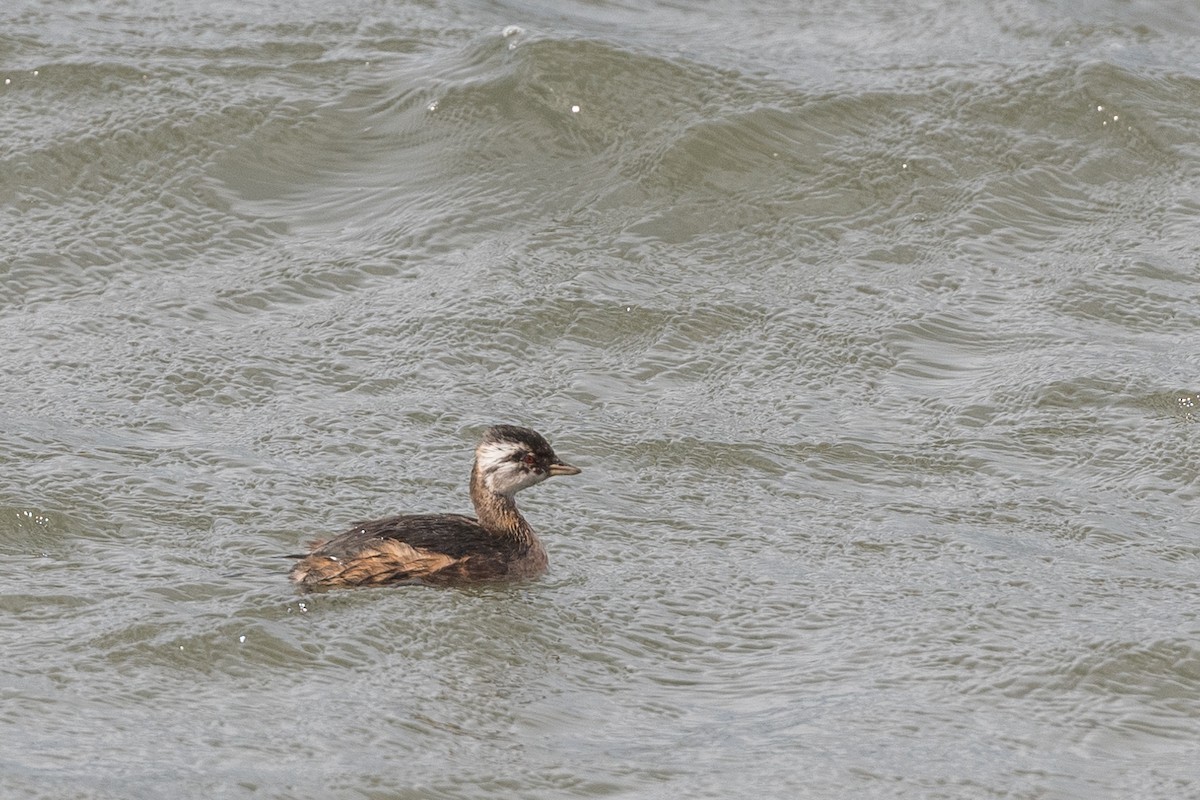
[4, 0, 1200, 797]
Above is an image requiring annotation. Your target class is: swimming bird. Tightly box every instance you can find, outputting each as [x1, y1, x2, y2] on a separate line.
[289, 425, 580, 589]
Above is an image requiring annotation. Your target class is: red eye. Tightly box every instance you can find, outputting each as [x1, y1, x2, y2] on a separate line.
[522, 453, 538, 467]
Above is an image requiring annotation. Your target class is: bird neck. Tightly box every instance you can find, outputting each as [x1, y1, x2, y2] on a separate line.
[470, 464, 537, 546]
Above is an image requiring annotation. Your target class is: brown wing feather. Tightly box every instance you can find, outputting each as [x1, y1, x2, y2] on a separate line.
[290, 538, 461, 588]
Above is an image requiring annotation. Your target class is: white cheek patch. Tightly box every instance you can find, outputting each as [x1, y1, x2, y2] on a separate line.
[476, 441, 523, 496]
[486, 465, 520, 495]
[490, 463, 546, 496]
[476, 440, 548, 496]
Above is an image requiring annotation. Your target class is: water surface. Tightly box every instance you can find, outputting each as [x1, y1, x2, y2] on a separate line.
[3, 0, 1200, 797]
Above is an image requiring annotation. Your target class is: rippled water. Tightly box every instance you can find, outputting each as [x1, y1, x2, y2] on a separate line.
[4, 0, 1200, 797]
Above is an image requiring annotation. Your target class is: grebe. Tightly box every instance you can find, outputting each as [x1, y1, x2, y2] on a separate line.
[289, 425, 581, 589]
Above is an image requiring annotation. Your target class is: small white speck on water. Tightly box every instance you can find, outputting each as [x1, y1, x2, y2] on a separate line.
[571, 104, 580, 113]
[239, 635, 246, 643]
